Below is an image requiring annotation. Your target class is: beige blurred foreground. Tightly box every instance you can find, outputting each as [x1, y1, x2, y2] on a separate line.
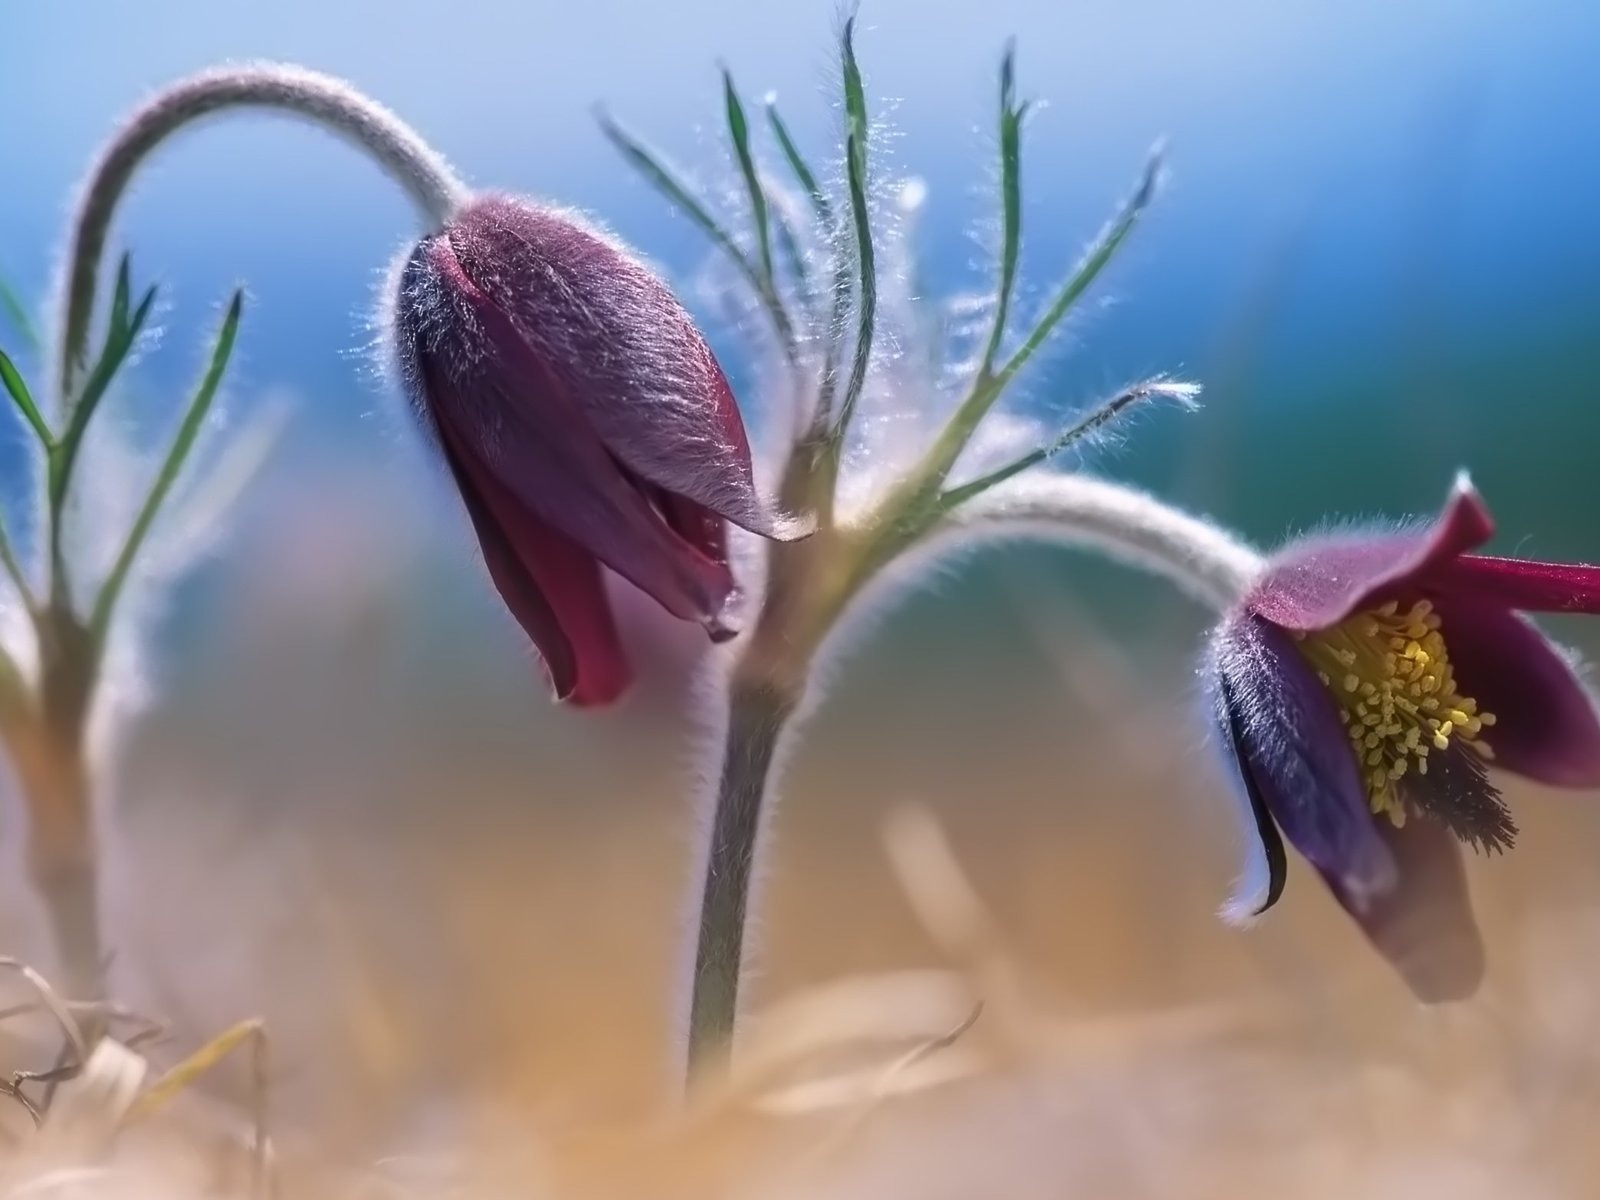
[4, 458, 1600, 1197]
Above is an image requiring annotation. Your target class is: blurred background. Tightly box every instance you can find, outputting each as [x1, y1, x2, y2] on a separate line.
[4, 1, 1600, 1193]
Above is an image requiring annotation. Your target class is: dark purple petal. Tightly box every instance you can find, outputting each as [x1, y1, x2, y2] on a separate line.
[410, 235, 741, 641]
[437, 419, 629, 707]
[1317, 818, 1484, 1002]
[1209, 615, 1397, 910]
[447, 195, 809, 541]
[1437, 555, 1600, 616]
[1206, 640, 1288, 921]
[1433, 597, 1600, 787]
[1250, 476, 1494, 631]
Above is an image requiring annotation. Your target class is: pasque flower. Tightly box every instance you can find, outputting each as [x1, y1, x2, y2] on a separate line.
[1208, 475, 1600, 1000]
[393, 195, 806, 706]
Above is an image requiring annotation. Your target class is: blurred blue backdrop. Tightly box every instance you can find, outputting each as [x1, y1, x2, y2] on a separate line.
[4, 0, 1600, 669]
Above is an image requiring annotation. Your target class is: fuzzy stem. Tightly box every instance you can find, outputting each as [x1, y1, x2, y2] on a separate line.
[681, 476, 1259, 1085]
[686, 678, 797, 1079]
[928, 474, 1262, 610]
[56, 62, 468, 400]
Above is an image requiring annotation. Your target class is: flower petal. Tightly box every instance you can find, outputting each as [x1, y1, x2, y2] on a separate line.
[1439, 555, 1600, 616]
[1209, 615, 1397, 908]
[447, 195, 811, 541]
[1250, 475, 1494, 631]
[437, 425, 629, 707]
[1433, 598, 1600, 787]
[1316, 818, 1484, 1002]
[1206, 640, 1288, 921]
[409, 235, 741, 640]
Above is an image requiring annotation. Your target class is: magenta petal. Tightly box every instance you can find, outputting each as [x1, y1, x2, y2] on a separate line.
[1318, 818, 1484, 1002]
[1209, 616, 1396, 909]
[1437, 555, 1600, 616]
[446, 196, 809, 541]
[437, 424, 630, 707]
[1250, 477, 1495, 631]
[1432, 598, 1600, 787]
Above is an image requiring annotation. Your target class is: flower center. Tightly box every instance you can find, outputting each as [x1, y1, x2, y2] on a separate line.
[1296, 600, 1497, 827]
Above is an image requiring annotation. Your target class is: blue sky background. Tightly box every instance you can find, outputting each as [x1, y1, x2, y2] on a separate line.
[4, 0, 1600, 669]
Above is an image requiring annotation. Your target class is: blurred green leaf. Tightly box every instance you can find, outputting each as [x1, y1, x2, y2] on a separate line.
[978, 42, 1028, 381]
[0, 269, 37, 354]
[830, 20, 876, 444]
[0, 349, 52, 448]
[722, 68, 775, 288]
[52, 277, 157, 514]
[90, 291, 242, 648]
[766, 102, 833, 230]
[993, 146, 1162, 393]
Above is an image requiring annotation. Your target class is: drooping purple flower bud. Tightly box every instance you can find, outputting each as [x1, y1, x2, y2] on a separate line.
[392, 194, 807, 706]
[1207, 475, 1600, 1000]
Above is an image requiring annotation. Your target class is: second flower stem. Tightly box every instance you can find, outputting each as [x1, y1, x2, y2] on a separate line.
[686, 678, 797, 1078]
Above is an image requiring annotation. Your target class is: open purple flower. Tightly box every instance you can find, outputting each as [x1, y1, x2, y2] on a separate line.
[393, 195, 807, 706]
[1207, 475, 1600, 1000]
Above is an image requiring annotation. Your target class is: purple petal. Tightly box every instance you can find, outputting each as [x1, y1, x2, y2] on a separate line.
[1317, 818, 1484, 1002]
[1206, 638, 1287, 921]
[447, 195, 810, 541]
[1433, 597, 1600, 787]
[438, 425, 630, 706]
[408, 235, 741, 640]
[1209, 615, 1397, 910]
[1438, 555, 1600, 616]
[1250, 476, 1494, 632]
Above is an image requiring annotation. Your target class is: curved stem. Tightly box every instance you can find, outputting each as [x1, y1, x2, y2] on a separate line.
[56, 62, 468, 399]
[925, 473, 1262, 612]
[682, 475, 1259, 1087]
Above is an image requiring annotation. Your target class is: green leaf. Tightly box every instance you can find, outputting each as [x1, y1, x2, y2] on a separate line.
[0, 349, 52, 448]
[977, 42, 1028, 381]
[722, 67, 775, 289]
[937, 379, 1200, 510]
[109, 254, 131, 341]
[830, 124, 876, 441]
[841, 18, 868, 149]
[765, 102, 833, 228]
[992, 144, 1163, 392]
[769, 202, 815, 315]
[0, 269, 38, 354]
[90, 291, 242, 648]
[52, 281, 157, 512]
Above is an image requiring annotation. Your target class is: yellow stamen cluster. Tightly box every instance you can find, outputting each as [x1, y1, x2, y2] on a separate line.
[1296, 600, 1496, 826]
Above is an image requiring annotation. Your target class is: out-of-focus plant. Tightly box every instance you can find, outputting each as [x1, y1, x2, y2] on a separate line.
[0, 266, 242, 1007]
[603, 23, 1600, 1086]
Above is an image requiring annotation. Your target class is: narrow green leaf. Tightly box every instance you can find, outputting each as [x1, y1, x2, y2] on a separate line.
[938, 379, 1200, 510]
[0, 350, 52, 447]
[993, 145, 1163, 392]
[769, 203, 815, 315]
[765, 102, 833, 229]
[110, 254, 132, 340]
[90, 291, 242, 647]
[830, 127, 876, 440]
[977, 42, 1027, 380]
[722, 68, 775, 289]
[0, 514, 33, 613]
[0, 270, 38, 354]
[841, 18, 868, 149]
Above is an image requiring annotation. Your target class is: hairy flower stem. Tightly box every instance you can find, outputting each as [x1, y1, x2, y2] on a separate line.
[687, 678, 798, 1076]
[56, 62, 467, 402]
[25, 63, 464, 1011]
[683, 477, 1261, 1085]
